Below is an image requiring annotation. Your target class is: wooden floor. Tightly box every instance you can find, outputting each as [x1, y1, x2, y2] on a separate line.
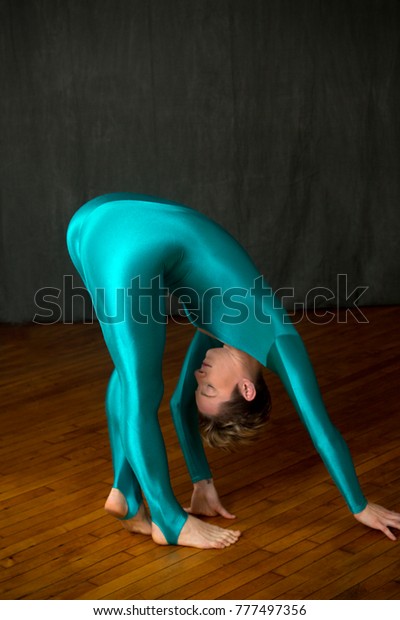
[0, 307, 399, 600]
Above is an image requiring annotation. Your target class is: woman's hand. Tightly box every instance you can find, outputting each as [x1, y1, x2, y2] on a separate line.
[185, 479, 236, 520]
[354, 502, 400, 541]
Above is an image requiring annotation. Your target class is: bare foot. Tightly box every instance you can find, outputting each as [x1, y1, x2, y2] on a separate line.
[152, 514, 241, 549]
[104, 488, 152, 535]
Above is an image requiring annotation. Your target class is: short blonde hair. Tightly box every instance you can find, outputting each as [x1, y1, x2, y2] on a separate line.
[198, 372, 271, 451]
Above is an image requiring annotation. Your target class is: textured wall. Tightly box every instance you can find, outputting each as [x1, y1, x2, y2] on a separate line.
[1, 0, 399, 322]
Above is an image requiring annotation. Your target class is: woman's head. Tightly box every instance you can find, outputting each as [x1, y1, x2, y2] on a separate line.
[194, 345, 271, 451]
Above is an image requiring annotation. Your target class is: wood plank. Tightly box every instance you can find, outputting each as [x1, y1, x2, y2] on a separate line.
[0, 307, 399, 600]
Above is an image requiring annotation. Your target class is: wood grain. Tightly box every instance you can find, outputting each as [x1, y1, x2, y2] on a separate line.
[0, 307, 399, 599]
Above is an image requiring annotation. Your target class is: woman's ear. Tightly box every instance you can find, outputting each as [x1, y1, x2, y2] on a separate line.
[238, 379, 256, 402]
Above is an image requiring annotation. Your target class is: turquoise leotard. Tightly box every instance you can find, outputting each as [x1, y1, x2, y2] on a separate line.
[67, 193, 367, 544]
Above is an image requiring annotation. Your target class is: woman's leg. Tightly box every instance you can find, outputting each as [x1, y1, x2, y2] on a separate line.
[102, 314, 240, 548]
[67, 207, 151, 533]
[105, 369, 142, 517]
[73, 210, 187, 543]
[104, 369, 151, 534]
[67, 199, 240, 547]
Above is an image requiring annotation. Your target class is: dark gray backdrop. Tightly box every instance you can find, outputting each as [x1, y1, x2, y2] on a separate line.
[1, 0, 399, 323]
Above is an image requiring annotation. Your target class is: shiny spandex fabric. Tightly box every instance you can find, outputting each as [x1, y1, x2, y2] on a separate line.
[67, 193, 367, 544]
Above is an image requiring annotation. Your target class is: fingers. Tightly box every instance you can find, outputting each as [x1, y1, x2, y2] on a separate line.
[369, 504, 400, 540]
[354, 503, 400, 541]
[382, 513, 400, 541]
[381, 526, 397, 542]
[183, 505, 217, 516]
[216, 506, 237, 519]
[183, 506, 236, 520]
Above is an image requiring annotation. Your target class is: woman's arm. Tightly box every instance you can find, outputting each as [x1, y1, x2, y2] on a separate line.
[170, 329, 217, 482]
[267, 333, 368, 513]
[171, 330, 238, 518]
[267, 333, 400, 540]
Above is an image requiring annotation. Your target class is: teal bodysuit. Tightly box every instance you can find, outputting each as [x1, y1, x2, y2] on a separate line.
[67, 193, 367, 544]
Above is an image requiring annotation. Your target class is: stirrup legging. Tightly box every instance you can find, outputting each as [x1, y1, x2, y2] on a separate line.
[66, 198, 189, 544]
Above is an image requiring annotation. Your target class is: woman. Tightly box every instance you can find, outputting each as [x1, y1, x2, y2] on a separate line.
[67, 193, 400, 549]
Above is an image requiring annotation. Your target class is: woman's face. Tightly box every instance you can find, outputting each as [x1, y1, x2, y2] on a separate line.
[194, 346, 253, 416]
